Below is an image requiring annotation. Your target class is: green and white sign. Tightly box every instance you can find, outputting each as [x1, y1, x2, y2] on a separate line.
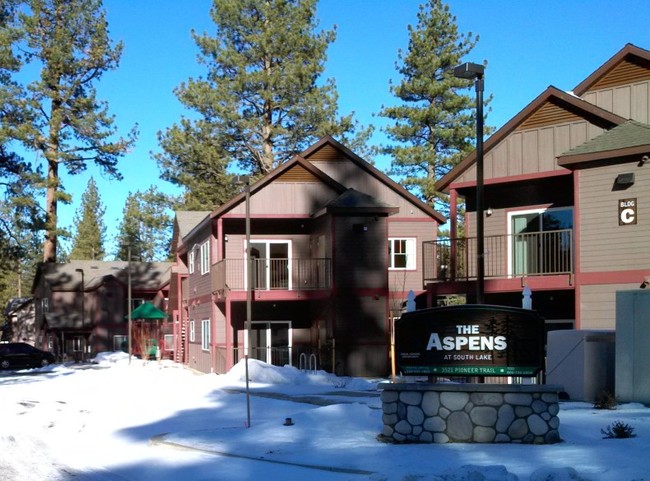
[396, 305, 545, 376]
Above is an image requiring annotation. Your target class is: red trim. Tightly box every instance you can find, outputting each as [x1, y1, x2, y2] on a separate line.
[573, 171, 582, 329]
[222, 213, 312, 219]
[388, 217, 436, 223]
[578, 270, 650, 285]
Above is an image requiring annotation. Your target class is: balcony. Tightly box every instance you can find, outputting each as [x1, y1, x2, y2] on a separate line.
[212, 258, 332, 297]
[423, 229, 573, 283]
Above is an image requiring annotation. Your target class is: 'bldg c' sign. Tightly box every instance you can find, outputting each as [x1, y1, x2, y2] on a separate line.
[619, 198, 637, 226]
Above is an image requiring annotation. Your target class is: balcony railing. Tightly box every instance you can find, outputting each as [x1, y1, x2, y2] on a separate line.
[212, 258, 332, 293]
[423, 229, 573, 283]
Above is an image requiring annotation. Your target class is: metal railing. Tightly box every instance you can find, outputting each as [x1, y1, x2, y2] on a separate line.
[423, 229, 573, 282]
[212, 258, 331, 293]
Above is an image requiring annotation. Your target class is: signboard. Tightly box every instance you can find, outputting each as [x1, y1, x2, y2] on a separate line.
[395, 305, 545, 376]
[619, 198, 637, 225]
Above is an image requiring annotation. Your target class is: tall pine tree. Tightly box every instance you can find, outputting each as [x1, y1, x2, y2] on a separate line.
[156, 0, 369, 210]
[379, 0, 490, 213]
[115, 187, 174, 262]
[69, 177, 106, 260]
[11, 0, 137, 262]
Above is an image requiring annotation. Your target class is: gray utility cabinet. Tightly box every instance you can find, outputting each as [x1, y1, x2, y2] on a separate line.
[616, 290, 650, 404]
[546, 329, 615, 402]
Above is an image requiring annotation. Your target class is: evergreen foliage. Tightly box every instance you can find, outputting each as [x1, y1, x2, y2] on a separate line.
[379, 0, 491, 214]
[9, 0, 137, 262]
[155, 0, 371, 210]
[115, 187, 174, 262]
[69, 177, 106, 260]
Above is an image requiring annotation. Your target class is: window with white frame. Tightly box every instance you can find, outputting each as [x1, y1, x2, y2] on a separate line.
[188, 250, 195, 274]
[189, 320, 195, 342]
[200, 241, 210, 275]
[201, 319, 210, 351]
[389, 238, 416, 270]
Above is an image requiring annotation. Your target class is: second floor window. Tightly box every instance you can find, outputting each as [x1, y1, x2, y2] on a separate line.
[200, 241, 210, 275]
[389, 238, 416, 270]
[189, 250, 195, 274]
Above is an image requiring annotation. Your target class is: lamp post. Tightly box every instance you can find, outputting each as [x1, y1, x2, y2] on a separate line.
[127, 244, 133, 364]
[454, 61, 485, 304]
[234, 175, 252, 428]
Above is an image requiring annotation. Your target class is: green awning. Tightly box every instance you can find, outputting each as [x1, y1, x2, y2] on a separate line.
[127, 302, 168, 320]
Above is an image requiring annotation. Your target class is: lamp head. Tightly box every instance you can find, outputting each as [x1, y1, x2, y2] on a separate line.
[453, 62, 485, 79]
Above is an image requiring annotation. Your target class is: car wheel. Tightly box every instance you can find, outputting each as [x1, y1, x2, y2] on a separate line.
[40, 358, 50, 367]
[1, 359, 9, 369]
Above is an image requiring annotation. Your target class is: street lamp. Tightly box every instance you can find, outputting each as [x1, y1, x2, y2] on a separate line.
[234, 175, 252, 427]
[454, 61, 485, 304]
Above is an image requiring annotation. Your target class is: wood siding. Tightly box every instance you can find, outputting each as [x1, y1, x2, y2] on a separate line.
[309, 160, 431, 219]
[578, 162, 650, 272]
[334, 215, 387, 289]
[228, 182, 340, 216]
[456, 121, 604, 185]
[579, 283, 639, 329]
[583, 79, 650, 124]
[388, 220, 436, 293]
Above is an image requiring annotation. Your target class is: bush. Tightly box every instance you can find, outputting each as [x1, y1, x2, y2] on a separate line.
[601, 420, 636, 439]
[593, 391, 617, 410]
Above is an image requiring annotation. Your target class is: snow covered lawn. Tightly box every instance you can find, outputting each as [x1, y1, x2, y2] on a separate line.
[1, 352, 648, 481]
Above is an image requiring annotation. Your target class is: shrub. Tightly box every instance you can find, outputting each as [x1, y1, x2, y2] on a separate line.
[593, 391, 617, 410]
[601, 420, 636, 439]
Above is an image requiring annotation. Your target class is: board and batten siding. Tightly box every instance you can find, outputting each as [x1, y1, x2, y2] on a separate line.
[334, 216, 387, 289]
[456, 121, 603, 185]
[582, 79, 650, 124]
[228, 182, 339, 216]
[578, 162, 650, 272]
[309, 160, 431, 219]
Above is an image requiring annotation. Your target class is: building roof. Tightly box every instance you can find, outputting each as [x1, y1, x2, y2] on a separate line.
[34, 260, 173, 292]
[573, 43, 650, 96]
[436, 86, 627, 193]
[558, 120, 650, 166]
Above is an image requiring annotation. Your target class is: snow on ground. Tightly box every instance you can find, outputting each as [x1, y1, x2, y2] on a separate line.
[1, 352, 649, 481]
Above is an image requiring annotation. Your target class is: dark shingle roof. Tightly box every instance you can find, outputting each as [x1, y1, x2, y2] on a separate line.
[558, 120, 650, 166]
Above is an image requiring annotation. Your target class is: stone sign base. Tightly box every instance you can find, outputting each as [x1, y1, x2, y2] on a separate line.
[380, 383, 562, 444]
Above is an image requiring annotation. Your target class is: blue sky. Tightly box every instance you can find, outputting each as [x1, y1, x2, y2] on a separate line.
[44, 0, 650, 256]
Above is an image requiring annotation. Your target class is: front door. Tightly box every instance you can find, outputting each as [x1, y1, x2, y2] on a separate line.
[249, 321, 292, 366]
[248, 240, 291, 290]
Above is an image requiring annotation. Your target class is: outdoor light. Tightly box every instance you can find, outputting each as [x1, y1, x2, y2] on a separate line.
[454, 61, 485, 304]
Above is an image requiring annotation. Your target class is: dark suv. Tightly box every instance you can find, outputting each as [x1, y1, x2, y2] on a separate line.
[0, 342, 56, 370]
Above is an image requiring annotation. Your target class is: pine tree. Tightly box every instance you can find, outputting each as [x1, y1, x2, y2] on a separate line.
[69, 177, 106, 260]
[379, 0, 490, 213]
[155, 0, 369, 209]
[11, 0, 137, 262]
[115, 187, 174, 262]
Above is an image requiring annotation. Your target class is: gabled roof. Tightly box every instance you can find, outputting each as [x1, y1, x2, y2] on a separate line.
[210, 154, 347, 220]
[574, 43, 650, 97]
[173, 211, 211, 255]
[33, 260, 173, 292]
[302, 136, 446, 224]
[436, 86, 627, 193]
[558, 120, 650, 167]
[313, 188, 399, 217]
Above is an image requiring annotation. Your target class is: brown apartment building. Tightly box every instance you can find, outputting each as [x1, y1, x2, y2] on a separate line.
[427, 44, 650, 334]
[170, 136, 444, 377]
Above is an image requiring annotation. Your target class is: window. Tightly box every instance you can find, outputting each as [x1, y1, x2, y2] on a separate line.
[113, 335, 127, 352]
[201, 319, 210, 351]
[188, 250, 195, 274]
[189, 320, 195, 342]
[389, 238, 416, 270]
[200, 241, 210, 275]
[42, 298, 49, 312]
[164, 334, 174, 351]
[509, 207, 573, 276]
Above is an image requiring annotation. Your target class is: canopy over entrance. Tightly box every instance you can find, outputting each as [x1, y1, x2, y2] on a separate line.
[128, 302, 168, 320]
